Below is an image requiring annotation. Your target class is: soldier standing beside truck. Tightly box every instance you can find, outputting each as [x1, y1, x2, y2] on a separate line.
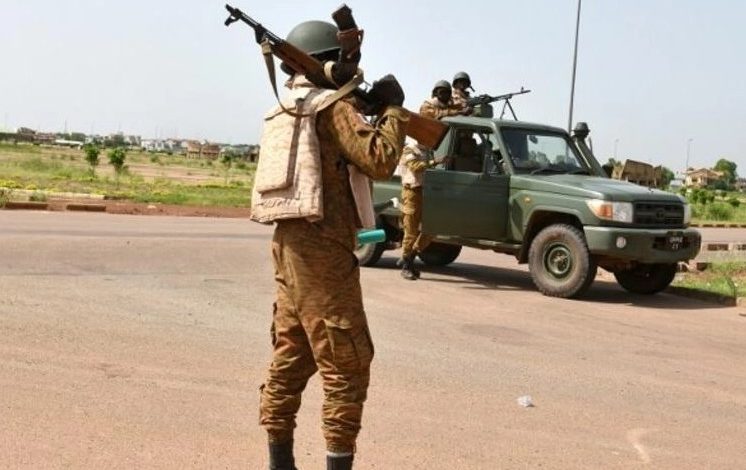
[396, 81, 470, 280]
[398, 144, 446, 279]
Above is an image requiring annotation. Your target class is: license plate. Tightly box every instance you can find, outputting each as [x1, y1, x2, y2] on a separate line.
[666, 232, 684, 251]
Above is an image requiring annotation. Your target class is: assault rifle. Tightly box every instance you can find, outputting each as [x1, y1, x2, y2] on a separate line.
[224, 4, 449, 149]
[466, 87, 531, 120]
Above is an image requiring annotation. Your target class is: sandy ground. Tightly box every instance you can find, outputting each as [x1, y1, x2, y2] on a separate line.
[1, 211, 745, 469]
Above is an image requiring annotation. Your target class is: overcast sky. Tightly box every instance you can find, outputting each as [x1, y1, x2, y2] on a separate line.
[1, 0, 744, 173]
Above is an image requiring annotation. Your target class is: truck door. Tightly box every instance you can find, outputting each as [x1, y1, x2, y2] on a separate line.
[423, 127, 509, 241]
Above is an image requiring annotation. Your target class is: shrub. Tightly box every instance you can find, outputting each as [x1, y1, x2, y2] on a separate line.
[690, 204, 704, 219]
[29, 191, 47, 202]
[108, 147, 127, 176]
[706, 202, 734, 221]
[83, 143, 100, 174]
[728, 197, 741, 208]
[0, 188, 10, 207]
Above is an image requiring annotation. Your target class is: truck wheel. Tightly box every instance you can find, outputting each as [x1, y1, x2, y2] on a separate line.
[355, 240, 386, 267]
[418, 243, 462, 266]
[528, 224, 597, 298]
[614, 263, 677, 295]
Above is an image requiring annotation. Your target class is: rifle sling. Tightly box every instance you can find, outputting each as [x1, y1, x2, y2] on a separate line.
[261, 40, 364, 118]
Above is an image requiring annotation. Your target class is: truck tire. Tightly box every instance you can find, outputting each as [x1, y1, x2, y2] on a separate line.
[418, 243, 462, 266]
[355, 240, 386, 267]
[528, 224, 597, 298]
[614, 263, 677, 295]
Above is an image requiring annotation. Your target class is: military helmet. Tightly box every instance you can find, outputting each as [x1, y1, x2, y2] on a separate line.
[452, 71, 471, 84]
[432, 79, 451, 93]
[285, 20, 340, 56]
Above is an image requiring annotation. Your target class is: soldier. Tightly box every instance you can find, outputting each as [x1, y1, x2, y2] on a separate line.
[451, 71, 475, 111]
[398, 143, 446, 280]
[419, 80, 469, 119]
[252, 20, 407, 470]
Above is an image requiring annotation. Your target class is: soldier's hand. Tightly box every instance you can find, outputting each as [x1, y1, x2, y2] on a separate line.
[367, 74, 405, 110]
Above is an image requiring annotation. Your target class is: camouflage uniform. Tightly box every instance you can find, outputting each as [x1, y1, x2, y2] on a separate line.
[259, 84, 407, 454]
[399, 144, 436, 259]
[451, 88, 471, 111]
[419, 97, 464, 120]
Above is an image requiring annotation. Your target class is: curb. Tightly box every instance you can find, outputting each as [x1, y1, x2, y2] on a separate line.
[2, 201, 49, 210]
[65, 203, 107, 212]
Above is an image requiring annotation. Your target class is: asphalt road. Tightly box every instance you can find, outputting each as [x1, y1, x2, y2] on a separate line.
[1, 211, 745, 469]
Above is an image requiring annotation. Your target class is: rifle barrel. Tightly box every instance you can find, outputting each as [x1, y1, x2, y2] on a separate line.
[224, 4, 282, 43]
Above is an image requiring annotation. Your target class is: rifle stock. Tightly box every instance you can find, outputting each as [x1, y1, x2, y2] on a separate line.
[224, 4, 448, 149]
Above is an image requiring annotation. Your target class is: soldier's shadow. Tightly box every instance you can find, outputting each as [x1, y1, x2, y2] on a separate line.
[373, 257, 730, 310]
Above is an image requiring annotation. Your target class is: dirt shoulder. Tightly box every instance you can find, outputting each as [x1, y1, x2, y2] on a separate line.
[44, 198, 251, 218]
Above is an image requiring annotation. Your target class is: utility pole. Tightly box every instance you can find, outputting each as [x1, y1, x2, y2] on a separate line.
[686, 138, 693, 171]
[568, 0, 582, 132]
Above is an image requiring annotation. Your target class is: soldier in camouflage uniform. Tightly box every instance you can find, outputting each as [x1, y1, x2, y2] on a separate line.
[419, 79, 469, 119]
[451, 71, 474, 112]
[398, 143, 446, 280]
[256, 21, 407, 470]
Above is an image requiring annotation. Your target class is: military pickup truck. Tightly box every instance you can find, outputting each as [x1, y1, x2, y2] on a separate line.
[356, 118, 701, 298]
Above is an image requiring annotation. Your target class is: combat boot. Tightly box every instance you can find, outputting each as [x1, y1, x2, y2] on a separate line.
[400, 254, 419, 280]
[326, 453, 354, 470]
[269, 441, 297, 470]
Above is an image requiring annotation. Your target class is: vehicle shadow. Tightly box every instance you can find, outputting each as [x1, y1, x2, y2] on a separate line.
[370, 257, 731, 310]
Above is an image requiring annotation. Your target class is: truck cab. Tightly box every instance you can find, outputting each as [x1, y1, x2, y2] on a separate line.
[359, 117, 701, 298]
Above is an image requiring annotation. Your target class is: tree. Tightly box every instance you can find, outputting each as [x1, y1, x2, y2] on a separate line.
[107, 134, 126, 148]
[70, 132, 87, 143]
[221, 153, 234, 185]
[108, 147, 127, 180]
[660, 166, 674, 188]
[713, 158, 737, 188]
[83, 143, 100, 176]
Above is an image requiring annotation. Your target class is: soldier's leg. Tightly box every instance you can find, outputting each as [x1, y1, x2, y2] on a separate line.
[289, 237, 374, 456]
[400, 186, 420, 280]
[400, 185, 417, 259]
[260, 235, 319, 449]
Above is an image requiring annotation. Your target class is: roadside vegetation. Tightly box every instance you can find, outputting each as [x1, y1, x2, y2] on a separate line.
[673, 262, 746, 301]
[0, 142, 254, 207]
[679, 187, 746, 224]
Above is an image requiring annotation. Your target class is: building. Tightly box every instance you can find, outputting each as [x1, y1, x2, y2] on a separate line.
[611, 159, 663, 188]
[185, 140, 221, 159]
[684, 168, 724, 188]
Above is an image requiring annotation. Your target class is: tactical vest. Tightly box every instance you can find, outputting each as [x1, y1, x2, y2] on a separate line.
[399, 143, 430, 188]
[251, 83, 375, 228]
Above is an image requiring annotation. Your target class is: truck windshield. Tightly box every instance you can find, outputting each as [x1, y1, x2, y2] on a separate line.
[501, 128, 589, 175]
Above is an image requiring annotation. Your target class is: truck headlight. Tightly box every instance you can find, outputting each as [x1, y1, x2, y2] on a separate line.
[683, 203, 691, 225]
[586, 199, 634, 223]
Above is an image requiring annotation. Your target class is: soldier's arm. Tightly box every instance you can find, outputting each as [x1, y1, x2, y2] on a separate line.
[419, 101, 451, 120]
[319, 100, 408, 180]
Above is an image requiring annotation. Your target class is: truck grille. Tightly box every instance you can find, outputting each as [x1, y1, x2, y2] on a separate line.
[634, 202, 684, 227]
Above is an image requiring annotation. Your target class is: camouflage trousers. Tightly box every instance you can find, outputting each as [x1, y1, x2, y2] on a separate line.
[259, 219, 374, 454]
[401, 185, 432, 258]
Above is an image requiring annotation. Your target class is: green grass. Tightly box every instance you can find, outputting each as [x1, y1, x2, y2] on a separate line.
[673, 262, 746, 298]
[0, 145, 254, 207]
[0, 142, 43, 154]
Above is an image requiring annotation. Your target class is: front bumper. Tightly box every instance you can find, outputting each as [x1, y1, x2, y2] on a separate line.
[584, 226, 701, 263]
